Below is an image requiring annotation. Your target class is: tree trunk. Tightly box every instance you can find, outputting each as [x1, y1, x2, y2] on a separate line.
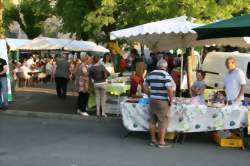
[0, 0, 4, 38]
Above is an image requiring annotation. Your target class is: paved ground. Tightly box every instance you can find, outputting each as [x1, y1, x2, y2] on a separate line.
[9, 82, 123, 115]
[4, 82, 250, 166]
[0, 115, 249, 166]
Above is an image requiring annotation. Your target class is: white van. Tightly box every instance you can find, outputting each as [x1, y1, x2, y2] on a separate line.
[201, 51, 250, 96]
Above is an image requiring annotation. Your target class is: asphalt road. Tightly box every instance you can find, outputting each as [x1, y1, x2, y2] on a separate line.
[0, 115, 249, 166]
[9, 82, 123, 115]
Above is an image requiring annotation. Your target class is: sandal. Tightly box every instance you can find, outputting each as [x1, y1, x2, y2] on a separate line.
[102, 114, 108, 117]
[157, 143, 172, 148]
[149, 141, 158, 146]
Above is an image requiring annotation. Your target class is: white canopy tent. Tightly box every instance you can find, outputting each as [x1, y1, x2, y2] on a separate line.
[18, 37, 109, 52]
[110, 16, 250, 96]
[64, 40, 109, 52]
[189, 37, 250, 48]
[18, 37, 72, 50]
[110, 16, 201, 52]
[110, 16, 250, 52]
[5, 38, 31, 51]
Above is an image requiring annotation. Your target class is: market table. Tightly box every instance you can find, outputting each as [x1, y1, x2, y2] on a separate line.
[106, 83, 130, 95]
[121, 98, 248, 133]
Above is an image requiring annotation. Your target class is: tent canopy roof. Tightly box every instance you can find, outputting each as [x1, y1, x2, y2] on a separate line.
[18, 37, 109, 52]
[6, 38, 31, 51]
[111, 16, 250, 51]
[110, 16, 198, 40]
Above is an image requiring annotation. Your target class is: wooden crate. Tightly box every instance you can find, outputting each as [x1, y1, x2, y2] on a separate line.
[213, 132, 243, 148]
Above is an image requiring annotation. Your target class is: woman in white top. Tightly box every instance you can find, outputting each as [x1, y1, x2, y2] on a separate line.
[102, 53, 115, 76]
[45, 58, 53, 83]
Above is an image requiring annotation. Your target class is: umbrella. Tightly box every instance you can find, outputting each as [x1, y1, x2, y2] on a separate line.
[193, 14, 250, 40]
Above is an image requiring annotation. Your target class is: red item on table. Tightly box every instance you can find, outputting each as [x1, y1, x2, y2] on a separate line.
[130, 74, 144, 97]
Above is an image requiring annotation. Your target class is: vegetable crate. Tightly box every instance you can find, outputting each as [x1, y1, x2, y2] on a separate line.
[212, 132, 244, 149]
[248, 110, 250, 135]
[165, 132, 176, 140]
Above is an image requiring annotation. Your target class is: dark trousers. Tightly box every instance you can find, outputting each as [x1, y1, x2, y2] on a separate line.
[44, 75, 51, 83]
[55, 77, 68, 98]
[77, 92, 89, 112]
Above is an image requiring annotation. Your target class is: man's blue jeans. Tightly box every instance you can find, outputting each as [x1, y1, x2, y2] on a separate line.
[0, 77, 8, 108]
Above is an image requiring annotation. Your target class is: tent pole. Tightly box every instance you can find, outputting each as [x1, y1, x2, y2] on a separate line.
[180, 54, 183, 97]
[187, 47, 194, 97]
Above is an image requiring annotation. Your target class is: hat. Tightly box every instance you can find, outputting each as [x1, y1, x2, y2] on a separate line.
[157, 58, 168, 68]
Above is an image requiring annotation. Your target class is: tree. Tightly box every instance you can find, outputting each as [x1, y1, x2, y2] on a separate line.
[3, 0, 52, 39]
[55, 0, 250, 43]
[55, 0, 100, 40]
[0, 0, 4, 38]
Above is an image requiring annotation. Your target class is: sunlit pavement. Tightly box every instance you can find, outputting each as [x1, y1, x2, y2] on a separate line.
[0, 115, 249, 166]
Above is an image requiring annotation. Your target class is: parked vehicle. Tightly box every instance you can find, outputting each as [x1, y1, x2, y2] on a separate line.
[201, 51, 250, 96]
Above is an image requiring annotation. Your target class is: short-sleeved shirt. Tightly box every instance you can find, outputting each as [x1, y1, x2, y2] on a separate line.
[192, 80, 206, 92]
[89, 64, 109, 84]
[75, 63, 89, 93]
[224, 68, 246, 101]
[0, 58, 7, 78]
[55, 57, 69, 78]
[144, 69, 173, 101]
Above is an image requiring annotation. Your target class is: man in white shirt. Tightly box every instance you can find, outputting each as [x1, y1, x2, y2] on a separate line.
[224, 57, 246, 103]
[24, 57, 34, 70]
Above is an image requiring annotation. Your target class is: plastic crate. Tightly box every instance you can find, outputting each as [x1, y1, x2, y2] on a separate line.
[165, 132, 176, 140]
[213, 132, 243, 148]
[248, 111, 250, 135]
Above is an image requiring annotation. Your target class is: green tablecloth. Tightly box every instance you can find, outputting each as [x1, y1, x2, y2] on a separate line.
[106, 83, 130, 96]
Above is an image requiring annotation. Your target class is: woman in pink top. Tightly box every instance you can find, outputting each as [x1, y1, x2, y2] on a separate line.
[75, 54, 91, 116]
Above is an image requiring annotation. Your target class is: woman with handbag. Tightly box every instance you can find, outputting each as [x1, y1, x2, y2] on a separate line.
[89, 56, 110, 117]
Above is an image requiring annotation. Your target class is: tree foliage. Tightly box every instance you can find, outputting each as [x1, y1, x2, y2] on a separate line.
[3, 0, 52, 39]
[3, 0, 250, 41]
[55, 0, 250, 42]
[55, 0, 100, 40]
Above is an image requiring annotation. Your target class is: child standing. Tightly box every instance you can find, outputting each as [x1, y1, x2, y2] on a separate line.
[191, 70, 206, 104]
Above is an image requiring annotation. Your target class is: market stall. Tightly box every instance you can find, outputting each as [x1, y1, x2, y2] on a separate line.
[121, 97, 248, 132]
[106, 76, 130, 95]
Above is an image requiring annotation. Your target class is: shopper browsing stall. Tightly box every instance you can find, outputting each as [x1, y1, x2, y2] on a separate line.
[89, 56, 110, 117]
[224, 57, 246, 104]
[191, 70, 206, 104]
[75, 54, 91, 116]
[144, 59, 174, 148]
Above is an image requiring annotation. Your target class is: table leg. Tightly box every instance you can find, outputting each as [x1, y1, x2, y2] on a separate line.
[117, 95, 120, 116]
[175, 132, 187, 144]
[124, 131, 132, 138]
[180, 133, 187, 144]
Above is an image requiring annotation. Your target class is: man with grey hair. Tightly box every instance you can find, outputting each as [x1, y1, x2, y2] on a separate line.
[55, 53, 69, 99]
[144, 58, 174, 148]
[224, 57, 246, 104]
